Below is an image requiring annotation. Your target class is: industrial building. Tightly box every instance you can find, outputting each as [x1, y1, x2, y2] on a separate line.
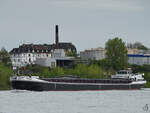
[9, 25, 76, 67]
[35, 49, 74, 68]
[80, 47, 106, 61]
[128, 54, 150, 65]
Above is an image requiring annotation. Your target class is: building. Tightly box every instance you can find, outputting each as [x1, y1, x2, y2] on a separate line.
[127, 48, 150, 54]
[80, 47, 150, 65]
[127, 48, 139, 54]
[127, 48, 150, 65]
[9, 25, 76, 67]
[128, 54, 150, 65]
[80, 47, 106, 60]
[35, 49, 74, 68]
[9, 44, 52, 67]
[10, 43, 76, 67]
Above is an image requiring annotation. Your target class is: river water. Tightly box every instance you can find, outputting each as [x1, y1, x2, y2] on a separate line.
[0, 89, 150, 113]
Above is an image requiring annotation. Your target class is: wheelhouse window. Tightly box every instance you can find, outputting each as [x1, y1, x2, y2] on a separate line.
[117, 71, 128, 74]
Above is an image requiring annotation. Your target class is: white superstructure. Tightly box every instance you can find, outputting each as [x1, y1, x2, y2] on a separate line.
[111, 70, 146, 82]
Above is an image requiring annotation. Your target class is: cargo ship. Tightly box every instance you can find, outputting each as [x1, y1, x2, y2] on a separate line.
[10, 70, 146, 91]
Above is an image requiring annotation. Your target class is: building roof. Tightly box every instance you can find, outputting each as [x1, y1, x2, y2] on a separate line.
[9, 43, 77, 54]
[47, 43, 76, 51]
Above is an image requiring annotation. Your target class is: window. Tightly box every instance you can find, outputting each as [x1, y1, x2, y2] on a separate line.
[29, 58, 31, 62]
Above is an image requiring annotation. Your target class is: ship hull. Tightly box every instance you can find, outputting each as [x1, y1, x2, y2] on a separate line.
[10, 80, 144, 91]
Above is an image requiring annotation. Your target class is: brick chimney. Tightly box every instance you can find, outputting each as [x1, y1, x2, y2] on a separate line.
[55, 25, 59, 49]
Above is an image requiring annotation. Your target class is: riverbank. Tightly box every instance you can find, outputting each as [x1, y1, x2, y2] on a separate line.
[0, 63, 150, 90]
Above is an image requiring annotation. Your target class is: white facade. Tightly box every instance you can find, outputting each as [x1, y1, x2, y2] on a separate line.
[80, 47, 106, 60]
[10, 42, 77, 67]
[10, 52, 51, 67]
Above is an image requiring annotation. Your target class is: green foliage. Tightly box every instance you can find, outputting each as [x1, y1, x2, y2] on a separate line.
[25, 64, 111, 79]
[105, 37, 127, 70]
[66, 50, 77, 57]
[47, 67, 64, 77]
[144, 72, 150, 88]
[18, 65, 65, 78]
[138, 45, 148, 50]
[64, 64, 110, 79]
[41, 68, 50, 77]
[144, 72, 150, 81]
[144, 82, 150, 88]
[26, 65, 46, 73]
[127, 42, 148, 50]
[0, 48, 11, 65]
[130, 64, 150, 73]
[90, 59, 112, 70]
[0, 63, 13, 90]
[74, 64, 88, 77]
[87, 64, 104, 78]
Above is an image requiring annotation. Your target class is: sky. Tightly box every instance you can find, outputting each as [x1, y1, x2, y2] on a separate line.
[0, 0, 150, 52]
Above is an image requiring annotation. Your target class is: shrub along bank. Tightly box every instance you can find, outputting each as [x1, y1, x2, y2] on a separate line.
[0, 63, 13, 90]
[24, 64, 114, 79]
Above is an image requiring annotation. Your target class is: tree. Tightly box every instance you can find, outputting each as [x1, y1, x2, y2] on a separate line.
[105, 37, 127, 70]
[87, 64, 104, 78]
[0, 48, 11, 65]
[73, 64, 88, 78]
[127, 42, 148, 50]
[89, 59, 112, 70]
[0, 62, 13, 90]
[66, 50, 77, 57]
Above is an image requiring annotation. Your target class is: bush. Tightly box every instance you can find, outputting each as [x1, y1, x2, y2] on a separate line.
[73, 64, 88, 77]
[0, 63, 13, 90]
[47, 67, 64, 77]
[87, 64, 104, 78]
